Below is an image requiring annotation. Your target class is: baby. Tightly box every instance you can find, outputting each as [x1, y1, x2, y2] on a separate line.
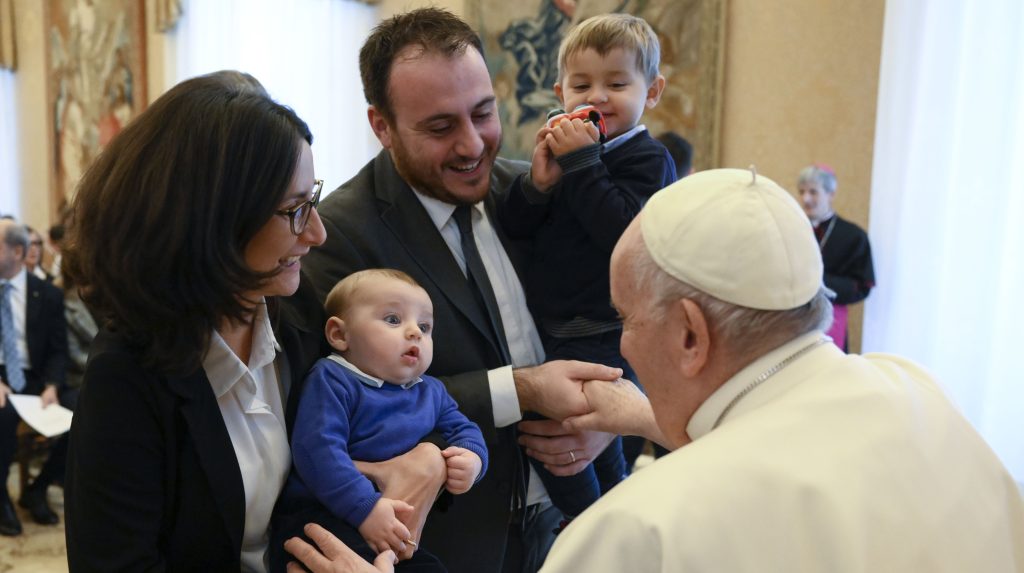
[272, 269, 487, 571]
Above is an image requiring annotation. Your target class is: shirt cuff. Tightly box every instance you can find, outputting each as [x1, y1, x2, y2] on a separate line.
[488, 365, 522, 428]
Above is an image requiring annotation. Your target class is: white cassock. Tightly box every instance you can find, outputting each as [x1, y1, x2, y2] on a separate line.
[542, 331, 1024, 573]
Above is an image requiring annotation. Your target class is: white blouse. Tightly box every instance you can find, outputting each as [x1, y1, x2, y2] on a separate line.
[203, 302, 290, 573]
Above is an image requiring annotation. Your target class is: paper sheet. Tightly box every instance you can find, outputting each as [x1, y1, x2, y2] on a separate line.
[8, 394, 73, 438]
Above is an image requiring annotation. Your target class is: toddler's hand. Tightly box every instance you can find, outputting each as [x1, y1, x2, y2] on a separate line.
[530, 125, 562, 192]
[546, 117, 600, 157]
[358, 497, 415, 556]
[442, 447, 482, 495]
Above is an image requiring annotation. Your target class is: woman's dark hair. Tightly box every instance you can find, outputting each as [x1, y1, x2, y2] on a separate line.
[62, 70, 312, 376]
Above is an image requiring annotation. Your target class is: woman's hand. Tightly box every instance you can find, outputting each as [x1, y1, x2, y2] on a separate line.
[286, 523, 396, 573]
[353, 442, 446, 560]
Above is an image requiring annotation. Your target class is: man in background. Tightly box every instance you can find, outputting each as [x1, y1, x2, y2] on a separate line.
[0, 219, 68, 536]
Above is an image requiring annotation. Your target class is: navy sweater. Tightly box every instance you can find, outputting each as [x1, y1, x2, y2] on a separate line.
[500, 128, 676, 323]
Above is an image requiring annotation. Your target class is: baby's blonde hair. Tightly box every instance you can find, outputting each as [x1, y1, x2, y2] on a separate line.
[557, 13, 661, 84]
[324, 268, 422, 319]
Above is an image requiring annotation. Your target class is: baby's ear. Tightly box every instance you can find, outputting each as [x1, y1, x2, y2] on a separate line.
[325, 316, 349, 352]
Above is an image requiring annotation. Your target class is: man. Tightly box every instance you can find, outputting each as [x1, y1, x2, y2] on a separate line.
[287, 168, 1024, 572]
[297, 8, 620, 573]
[0, 219, 69, 536]
[797, 164, 875, 351]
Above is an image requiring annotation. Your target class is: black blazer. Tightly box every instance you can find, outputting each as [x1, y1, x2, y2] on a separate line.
[0, 273, 67, 393]
[64, 292, 325, 573]
[301, 150, 530, 573]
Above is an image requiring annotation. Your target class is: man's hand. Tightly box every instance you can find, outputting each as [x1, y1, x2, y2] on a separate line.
[563, 378, 673, 450]
[353, 442, 446, 560]
[514, 360, 622, 420]
[545, 117, 600, 157]
[286, 523, 395, 573]
[40, 385, 58, 408]
[529, 125, 562, 192]
[0, 381, 10, 408]
[517, 419, 615, 477]
[357, 498, 414, 556]
[441, 447, 482, 494]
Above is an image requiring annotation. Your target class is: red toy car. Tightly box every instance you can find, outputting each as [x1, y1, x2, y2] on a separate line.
[546, 104, 607, 143]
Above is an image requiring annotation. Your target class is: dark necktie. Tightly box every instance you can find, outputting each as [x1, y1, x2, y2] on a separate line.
[1, 281, 26, 392]
[453, 207, 528, 518]
[453, 205, 511, 364]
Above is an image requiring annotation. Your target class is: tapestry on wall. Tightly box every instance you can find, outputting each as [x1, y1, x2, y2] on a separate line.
[46, 0, 146, 211]
[466, 0, 725, 170]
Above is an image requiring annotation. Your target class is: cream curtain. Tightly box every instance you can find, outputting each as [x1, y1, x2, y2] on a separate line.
[168, 0, 379, 193]
[0, 0, 16, 70]
[864, 0, 1024, 481]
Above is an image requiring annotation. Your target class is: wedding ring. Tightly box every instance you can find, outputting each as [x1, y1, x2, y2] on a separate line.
[568, 450, 577, 464]
[405, 539, 417, 547]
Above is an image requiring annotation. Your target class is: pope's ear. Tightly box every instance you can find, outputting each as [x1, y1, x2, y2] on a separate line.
[325, 316, 349, 352]
[675, 298, 710, 378]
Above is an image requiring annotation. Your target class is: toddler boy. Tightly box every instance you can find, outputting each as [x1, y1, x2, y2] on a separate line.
[499, 13, 676, 524]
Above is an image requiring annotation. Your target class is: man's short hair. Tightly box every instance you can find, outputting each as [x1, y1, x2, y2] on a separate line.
[626, 231, 832, 362]
[325, 268, 423, 319]
[1, 221, 29, 256]
[358, 7, 483, 122]
[557, 13, 661, 84]
[798, 165, 838, 194]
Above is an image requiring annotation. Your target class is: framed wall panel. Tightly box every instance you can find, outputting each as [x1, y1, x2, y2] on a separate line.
[46, 0, 147, 213]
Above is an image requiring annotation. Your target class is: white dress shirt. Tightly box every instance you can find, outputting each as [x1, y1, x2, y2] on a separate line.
[413, 190, 551, 505]
[203, 302, 290, 573]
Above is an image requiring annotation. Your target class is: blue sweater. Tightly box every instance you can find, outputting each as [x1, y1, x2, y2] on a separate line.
[284, 356, 488, 528]
[499, 128, 676, 324]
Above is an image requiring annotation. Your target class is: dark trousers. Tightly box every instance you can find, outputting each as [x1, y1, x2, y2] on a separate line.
[0, 373, 76, 499]
[1, 366, 40, 500]
[34, 387, 78, 490]
[270, 496, 448, 573]
[528, 330, 632, 519]
[500, 501, 561, 573]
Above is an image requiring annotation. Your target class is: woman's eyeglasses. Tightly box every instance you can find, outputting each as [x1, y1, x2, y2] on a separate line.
[277, 179, 323, 235]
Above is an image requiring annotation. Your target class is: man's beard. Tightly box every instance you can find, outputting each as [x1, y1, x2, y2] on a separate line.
[389, 132, 503, 206]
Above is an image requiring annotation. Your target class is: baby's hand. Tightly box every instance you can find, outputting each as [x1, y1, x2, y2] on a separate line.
[442, 447, 483, 495]
[546, 117, 600, 157]
[358, 497, 415, 556]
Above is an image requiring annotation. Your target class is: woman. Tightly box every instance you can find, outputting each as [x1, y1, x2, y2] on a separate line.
[24, 226, 52, 281]
[62, 71, 327, 572]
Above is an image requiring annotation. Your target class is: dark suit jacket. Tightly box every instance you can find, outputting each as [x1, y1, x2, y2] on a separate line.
[300, 150, 530, 573]
[64, 291, 324, 573]
[820, 214, 875, 305]
[0, 272, 67, 393]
